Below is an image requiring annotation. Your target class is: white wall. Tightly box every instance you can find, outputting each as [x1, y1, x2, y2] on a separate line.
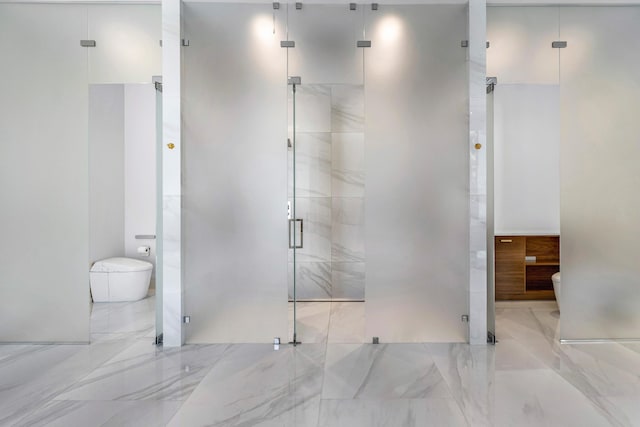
[493, 84, 560, 235]
[89, 85, 125, 264]
[124, 84, 157, 276]
[89, 83, 156, 276]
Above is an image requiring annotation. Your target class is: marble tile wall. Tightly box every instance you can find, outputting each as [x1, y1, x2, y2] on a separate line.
[289, 84, 366, 301]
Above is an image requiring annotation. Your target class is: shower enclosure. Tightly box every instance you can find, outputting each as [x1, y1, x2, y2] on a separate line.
[182, 2, 469, 344]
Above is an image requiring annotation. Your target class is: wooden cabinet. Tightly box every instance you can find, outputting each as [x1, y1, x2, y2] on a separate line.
[495, 235, 559, 301]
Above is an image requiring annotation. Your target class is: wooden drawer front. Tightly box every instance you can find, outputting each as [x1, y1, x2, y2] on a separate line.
[495, 236, 525, 298]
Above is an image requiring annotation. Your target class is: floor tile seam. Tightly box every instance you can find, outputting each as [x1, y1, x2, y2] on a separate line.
[49, 397, 186, 403]
[422, 343, 475, 427]
[317, 396, 465, 402]
[315, 303, 333, 427]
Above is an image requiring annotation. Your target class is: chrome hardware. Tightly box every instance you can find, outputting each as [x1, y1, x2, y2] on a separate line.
[357, 41, 372, 48]
[281, 40, 295, 48]
[135, 234, 156, 240]
[288, 219, 303, 249]
[552, 41, 567, 49]
[80, 40, 96, 47]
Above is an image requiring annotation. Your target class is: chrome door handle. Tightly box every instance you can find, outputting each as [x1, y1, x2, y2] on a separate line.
[289, 219, 303, 249]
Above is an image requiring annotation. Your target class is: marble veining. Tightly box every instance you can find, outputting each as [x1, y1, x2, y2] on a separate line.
[331, 262, 365, 300]
[322, 344, 451, 400]
[331, 197, 365, 263]
[2, 300, 640, 426]
[288, 262, 332, 300]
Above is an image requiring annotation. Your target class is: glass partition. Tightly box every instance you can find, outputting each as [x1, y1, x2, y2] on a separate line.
[0, 4, 90, 342]
[287, 4, 365, 345]
[363, 5, 469, 343]
[182, 3, 288, 343]
[559, 7, 640, 340]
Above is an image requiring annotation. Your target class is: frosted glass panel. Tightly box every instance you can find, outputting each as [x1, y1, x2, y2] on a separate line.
[88, 5, 161, 84]
[559, 7, 640, 340]
[288, 5, 363, 85]
[0, 4, 89, 342]
[364, 5, 468, 342]
[493, 85, 560, 235]
[487, 7, 559, 85]
[182, 3, 288, 343]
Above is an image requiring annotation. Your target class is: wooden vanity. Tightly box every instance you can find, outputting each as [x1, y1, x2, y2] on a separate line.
[495, 235, 559, 301]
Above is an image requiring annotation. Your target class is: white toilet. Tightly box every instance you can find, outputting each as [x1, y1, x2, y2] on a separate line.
[90, 257, 153, 302]
[552, 272, 561, 311]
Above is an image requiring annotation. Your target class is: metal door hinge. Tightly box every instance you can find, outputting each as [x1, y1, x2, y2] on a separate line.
[486, 41, 490, 48]
[80, 40, 96, 47]
[182, 39, 190, 47]
[372, 3, 379, 10]
[372, 337, 380, 344]
[461, 315, 469, 322]
[487, 331, 497, 345]
[296, 2, 302, 10]
[281, 40, 295, 48]
[273, 2, 280, 9]
[183, 316, 191, 324]
[461, 40, 468, 48]
[486, 76, 497, 94]
[357, 40, 372, 48]
[552, 41, 567, 49]
[350, 3, 357, 10]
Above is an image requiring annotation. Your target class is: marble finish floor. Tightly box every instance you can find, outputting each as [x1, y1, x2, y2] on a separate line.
[2, 299, 640, 426]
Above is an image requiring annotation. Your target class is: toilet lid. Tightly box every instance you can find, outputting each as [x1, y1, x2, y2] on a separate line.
[91, 257, 153, 273]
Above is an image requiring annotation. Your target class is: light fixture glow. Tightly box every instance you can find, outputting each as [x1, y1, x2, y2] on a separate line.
[378, 15, 402, 44]
[251, 15, 275, 42]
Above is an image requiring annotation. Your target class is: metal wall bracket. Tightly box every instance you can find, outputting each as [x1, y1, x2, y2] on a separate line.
[461, 314, 469, 322]
[350, 3, 357, 10]
[357, 40, 372, 48]
[273, 2, 280, 9]
[296, 2, 302, 10]
[486, 76, 497, 94]
[183, 316, 191, 324]
[153, 75, 162, 92]
[486, 41, 490, 48]
[461, 40, 469, 48]
[154, 333, 163, 345]
[281, 40, 295, 48]
[288, 76, 301, 85]
[552, 41, 567, 49]
[182, 39, 190, 47]
[372, 3, 379, 10]
[80, 40, 96, 47]
[372, 337, 380, 344]
[159, 40, 163, 47]
[487, 331, 497, 345]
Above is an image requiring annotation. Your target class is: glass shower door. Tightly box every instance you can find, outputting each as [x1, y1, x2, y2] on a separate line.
[154, 76, 163, 344]
[289, 76, 302, 345]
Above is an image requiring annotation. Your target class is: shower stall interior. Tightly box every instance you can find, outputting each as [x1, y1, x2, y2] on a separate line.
[182, 2, 470, 344]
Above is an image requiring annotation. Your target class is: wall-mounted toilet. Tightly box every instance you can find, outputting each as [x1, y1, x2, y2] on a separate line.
[90, 257, 153, 302]
[552, 272, 561, 311]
